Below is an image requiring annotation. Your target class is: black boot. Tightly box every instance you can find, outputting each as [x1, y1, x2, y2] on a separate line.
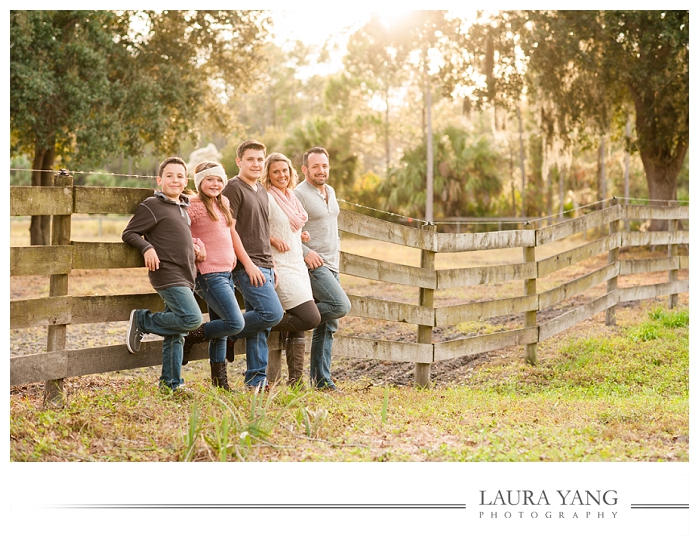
[182, 324, 207, 365]
[225, 337, 237, 363]
[210, 361, 230, 391]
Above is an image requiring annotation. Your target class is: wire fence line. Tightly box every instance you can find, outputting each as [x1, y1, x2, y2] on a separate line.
[10, 167, 689, 230]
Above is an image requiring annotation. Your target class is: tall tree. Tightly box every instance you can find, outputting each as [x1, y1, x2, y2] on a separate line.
[446, 10, 689, 230]
[380, 125, 503, 220]
[10, 10, 269, 244]
[343, 14, 409, 174]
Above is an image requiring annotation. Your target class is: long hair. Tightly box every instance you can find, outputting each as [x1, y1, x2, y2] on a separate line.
[194, 161, 233, 226]
[260, 153, 299, 191]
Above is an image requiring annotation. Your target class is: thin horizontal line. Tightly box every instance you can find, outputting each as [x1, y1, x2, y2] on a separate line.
[631, 504, 688, 509]
[47, 503, 467, 510]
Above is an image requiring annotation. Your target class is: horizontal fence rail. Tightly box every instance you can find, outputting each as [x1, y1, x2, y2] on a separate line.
[10, 182, 689, 392]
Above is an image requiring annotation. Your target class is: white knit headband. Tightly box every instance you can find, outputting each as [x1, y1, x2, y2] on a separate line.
[195, 165, 227, 187]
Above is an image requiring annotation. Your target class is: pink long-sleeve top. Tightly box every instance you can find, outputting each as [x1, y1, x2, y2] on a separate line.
[188, 195, 237, 275]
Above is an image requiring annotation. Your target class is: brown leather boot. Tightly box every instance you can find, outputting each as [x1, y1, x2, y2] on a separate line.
[182, 324, 207, 365]
[286, 333, 306, 387]
[210, 361, 230, 391]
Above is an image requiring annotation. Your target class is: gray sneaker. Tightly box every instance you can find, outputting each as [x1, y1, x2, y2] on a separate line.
[126, 309, 144, 353]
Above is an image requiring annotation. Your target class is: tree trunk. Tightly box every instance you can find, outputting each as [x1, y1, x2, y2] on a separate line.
[425, 76, 434, 223]
[640, 150, 684, 231]
[597, 135, 606, 207]
[632, 91, 688, 231]
[30, 145, 55, 246]
[546, 170, 553, 225]
[384, 87, 390, 175]
[516, 105, 526, 218]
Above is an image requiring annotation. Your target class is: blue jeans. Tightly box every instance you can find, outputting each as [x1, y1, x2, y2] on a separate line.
[136, 286, 203, 390]
[194, 271, 245, 363]
[232, 267, 284, 387]
[308, 267, 351, 388]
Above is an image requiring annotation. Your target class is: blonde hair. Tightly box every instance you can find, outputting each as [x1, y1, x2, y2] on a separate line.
[260, 153, 299, 191]
[194, 161, 233, 226]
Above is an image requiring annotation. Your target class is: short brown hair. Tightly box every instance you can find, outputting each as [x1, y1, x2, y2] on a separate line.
[158, 156, 187, 178]
[302, 147, 329, 167]
[237, 140, 266, 159]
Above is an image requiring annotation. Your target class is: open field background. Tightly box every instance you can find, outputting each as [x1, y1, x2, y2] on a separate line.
[9, 216, 689, 461]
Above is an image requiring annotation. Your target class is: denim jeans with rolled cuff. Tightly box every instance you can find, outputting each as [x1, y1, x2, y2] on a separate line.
[232, 267, 284, 387]
[308, 267, 351, 389]
[136, 286, 203, 390]
[194, 271, 245, 363]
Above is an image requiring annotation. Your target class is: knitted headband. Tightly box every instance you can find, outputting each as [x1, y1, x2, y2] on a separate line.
[194, 165, 227, 188]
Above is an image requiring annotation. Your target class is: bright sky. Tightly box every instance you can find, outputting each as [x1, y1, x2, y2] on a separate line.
[268, 7, 477, 78]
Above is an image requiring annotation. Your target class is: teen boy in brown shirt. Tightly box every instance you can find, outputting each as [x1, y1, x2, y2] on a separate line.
[122, 156, 204, 393]
[222, 140, 283, 389]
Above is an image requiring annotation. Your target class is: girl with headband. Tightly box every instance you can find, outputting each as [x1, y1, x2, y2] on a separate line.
[181, 161, 245, 390]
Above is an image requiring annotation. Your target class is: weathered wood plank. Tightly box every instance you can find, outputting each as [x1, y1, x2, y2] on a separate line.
[338, 209, 436, 251]
[617, 280, 689, 303]
[340, 252, 437, 288]
[622, 231, 689, 247]
[622, 204, 689, 220]
[346, 294, 434, 326]
[437, 262, 536, 289]
[332, 334, 433, 362]
[537, 233, 621, 277]
[433, 328, 538, 361]
[539, 263, 619, 310]
[679, 256, 689, 269]
[10, 338, 250, 386]
[11, 350, 70, 385]
[619, 257, 682, 275]
[72, 241, 145, 269]
[434, 295, 537, 326]
[10, 246, 73, 276]
[71, 294, 165, 323]
[9, 293, 210, 327]
[74, 187, 157, 215]
[10, 187, 73, 216]
[10, 296, 72, 328]
[539, 293, 618, 342]
[536, 206, 623, 245]
[434, 229, 535, 253]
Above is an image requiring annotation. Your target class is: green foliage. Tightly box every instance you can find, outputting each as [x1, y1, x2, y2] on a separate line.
[182, 403, 201, 462]
[10, 10, 270, 170]
[10, 156, 31, 186]
[452, 10, 689, 206]
[381, 385, 389, 424]
[648, 307, 689, 329]
[282, 118, 358, 197]
[380, 125, 503, 218]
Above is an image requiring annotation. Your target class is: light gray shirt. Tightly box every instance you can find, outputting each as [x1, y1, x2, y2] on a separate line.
[294, 180, 341, 272]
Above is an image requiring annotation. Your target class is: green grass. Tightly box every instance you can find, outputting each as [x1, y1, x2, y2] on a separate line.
[10, 306, 689, 462]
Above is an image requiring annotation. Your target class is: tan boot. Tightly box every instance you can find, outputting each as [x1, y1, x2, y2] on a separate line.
[286, 333, 306, 387]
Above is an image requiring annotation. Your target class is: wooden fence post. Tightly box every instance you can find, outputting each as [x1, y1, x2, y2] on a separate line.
[523, 222, 537, 364]
[415, 223, 437, 388]
[267, 332, 283, 386]
[668, 216, 679, 309]
[605, 197, 620, 326]
[43, 171, 73, 407]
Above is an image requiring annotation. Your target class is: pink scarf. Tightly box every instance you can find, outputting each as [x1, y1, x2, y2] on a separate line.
[268, 186, 308, 232]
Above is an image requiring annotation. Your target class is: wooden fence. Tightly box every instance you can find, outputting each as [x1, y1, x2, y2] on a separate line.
[10, 174, 689, 403]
